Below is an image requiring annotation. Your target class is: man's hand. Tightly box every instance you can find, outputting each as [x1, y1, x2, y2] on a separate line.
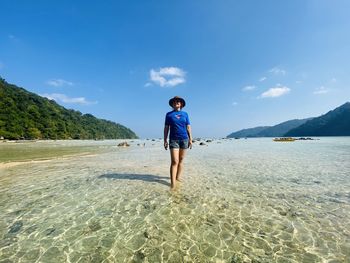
[188, 140, 193, 149]
[164, 141, 168, 150]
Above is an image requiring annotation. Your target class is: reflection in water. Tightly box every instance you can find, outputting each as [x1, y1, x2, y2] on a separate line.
[0, 138, 349, 262]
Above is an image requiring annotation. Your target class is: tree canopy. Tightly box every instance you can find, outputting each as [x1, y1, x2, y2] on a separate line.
[0, 77, 138, 140]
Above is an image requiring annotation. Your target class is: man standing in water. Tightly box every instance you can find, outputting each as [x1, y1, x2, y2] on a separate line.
[164, 96, 193, 189]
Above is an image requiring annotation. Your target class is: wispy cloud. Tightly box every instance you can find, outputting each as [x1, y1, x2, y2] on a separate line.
[8, 35, 17, 40]
[232, 102, 238, 106]
[313, 86, 329, 95]
[330, 78, 337, 83]
[46, 79, 74, 87]
[8, 34, 20, 43]
[269, 67, 286, 76]
[149, 67, 186, 87]
[259, 77, 267, 82]
[41, 93, 97, 105]
[259, 85, 290, 98]
[242, 85, 256, 91]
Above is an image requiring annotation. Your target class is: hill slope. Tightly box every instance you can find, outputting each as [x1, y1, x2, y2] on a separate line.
[0, 78, 138, 140]
[255, 118, 312, 137]
[227, 118, 311, 138]
[285, 102, 350, 136]
[227, 126, 270, 138]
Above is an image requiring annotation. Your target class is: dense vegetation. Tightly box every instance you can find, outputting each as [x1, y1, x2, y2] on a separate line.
[227, 102, 350, 138]
[285, 102, 350, 136]
[0, 77, 138, 140]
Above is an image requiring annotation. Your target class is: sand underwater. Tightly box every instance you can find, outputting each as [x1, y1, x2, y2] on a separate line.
[0, 138, 349, 262]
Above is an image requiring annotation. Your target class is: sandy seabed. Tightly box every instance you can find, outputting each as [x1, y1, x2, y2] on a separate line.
[0, 138, 350, 262]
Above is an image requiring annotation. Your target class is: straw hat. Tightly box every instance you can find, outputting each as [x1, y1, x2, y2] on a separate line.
[169, 96, 186, 108]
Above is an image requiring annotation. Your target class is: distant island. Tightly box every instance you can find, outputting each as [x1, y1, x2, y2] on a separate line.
[227, 102, 350, 138]
[0, 77, 138, 140]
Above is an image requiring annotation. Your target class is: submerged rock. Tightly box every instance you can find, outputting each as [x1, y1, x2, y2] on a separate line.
[88, 221, 102, 232]
[8, 221, 23, 234]
[230, 254, 244, 263]
[143, 231, 150, 239]
[117, 142, 130, 147]
[44, 228, 56, 236]
[133, 250, 146, 261]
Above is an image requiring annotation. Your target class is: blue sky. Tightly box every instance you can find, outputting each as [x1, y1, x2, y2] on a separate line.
[1, 1, 350, 138]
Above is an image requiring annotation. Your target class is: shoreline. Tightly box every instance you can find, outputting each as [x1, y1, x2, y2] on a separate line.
[0, 138, 138, 143]
[0, 153, 97, 169]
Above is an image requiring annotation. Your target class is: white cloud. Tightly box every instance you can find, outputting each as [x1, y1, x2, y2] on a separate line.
[232, 102, 238, 106]
[46, 79, 74, 87]
[144, 82, 152, 87]
[149, 67, 186, 87]
[41, 93, 97, 105]
[313, 86, 329, 95]
[330, 78, 337, 83]
[260, 85, 290, 98]
[259, 77, 267, 82]
[269, 67, 286, 76]
[295, 80, 302, 84]
[242, 85, 256, 91]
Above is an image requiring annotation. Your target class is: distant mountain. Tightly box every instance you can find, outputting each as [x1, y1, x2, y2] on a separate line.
[0, 77, 138, 140]
[285, 102, 350, 136]
[255, 118, 312, 137]
[227, 102, 350, 138]
[227, 126, 270, 138]
[227, 118, 311, 138]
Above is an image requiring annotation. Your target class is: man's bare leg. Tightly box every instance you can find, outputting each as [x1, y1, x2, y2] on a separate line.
[170, 149, 179, 189]
[176, 149, 186, 182]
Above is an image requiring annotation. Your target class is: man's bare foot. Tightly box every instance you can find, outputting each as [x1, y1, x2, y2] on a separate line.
[176, 178, 182, 182]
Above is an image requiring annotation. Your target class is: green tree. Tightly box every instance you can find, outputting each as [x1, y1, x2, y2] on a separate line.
[27, 127, 42, 139]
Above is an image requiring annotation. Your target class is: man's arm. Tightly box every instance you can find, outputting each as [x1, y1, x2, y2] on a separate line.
[164, 125, 169, 150]
[187, 125, 192, 149]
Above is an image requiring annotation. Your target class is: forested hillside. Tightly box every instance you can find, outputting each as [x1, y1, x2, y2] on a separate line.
[285, 102, 350, 136]
[0, 78, 138, 140]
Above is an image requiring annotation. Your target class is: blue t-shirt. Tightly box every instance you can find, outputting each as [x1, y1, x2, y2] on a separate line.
[165, 110, 190, 140]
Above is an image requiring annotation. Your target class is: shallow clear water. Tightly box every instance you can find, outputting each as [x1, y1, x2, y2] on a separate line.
[0, 138, 349, 262]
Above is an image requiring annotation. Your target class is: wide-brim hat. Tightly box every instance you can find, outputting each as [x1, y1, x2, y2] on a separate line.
[169, 96, 186, 108]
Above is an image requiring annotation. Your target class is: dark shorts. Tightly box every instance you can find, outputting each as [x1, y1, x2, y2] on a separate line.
[169, 139, 189, 149]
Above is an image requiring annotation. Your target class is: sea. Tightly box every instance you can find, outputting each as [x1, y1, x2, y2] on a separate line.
[0, 138, 349, 263]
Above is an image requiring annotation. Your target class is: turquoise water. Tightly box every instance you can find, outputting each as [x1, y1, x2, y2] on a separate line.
[0, 138, 349, 262]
